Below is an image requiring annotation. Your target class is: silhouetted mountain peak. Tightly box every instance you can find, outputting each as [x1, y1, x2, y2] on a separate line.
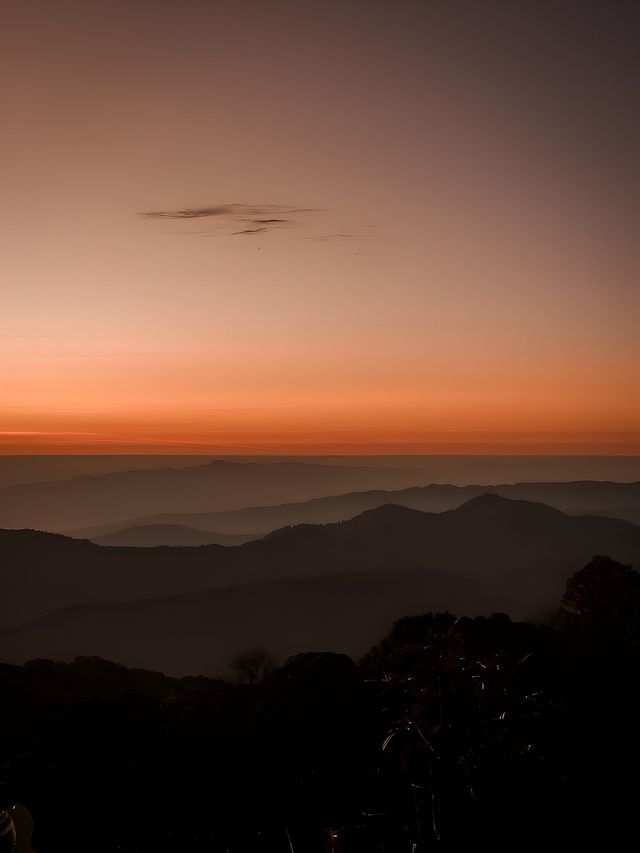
[261, 503, 430, 541]
[354, 503, 430, 523]
[451, 493, 565, 519]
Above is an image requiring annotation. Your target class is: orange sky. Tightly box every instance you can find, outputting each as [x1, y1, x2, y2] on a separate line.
[2, 1, 639, 455]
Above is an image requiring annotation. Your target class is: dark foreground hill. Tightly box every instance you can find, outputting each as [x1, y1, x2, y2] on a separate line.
[2, 496, 640, 672]
[1, 558, 639, 852]
[69, 480, 640, 542]
[0, 459, 422, 531]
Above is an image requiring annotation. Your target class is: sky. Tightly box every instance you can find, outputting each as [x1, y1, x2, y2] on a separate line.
[1, 0, 639, 454]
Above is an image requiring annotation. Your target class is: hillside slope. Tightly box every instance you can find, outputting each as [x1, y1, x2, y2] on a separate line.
[1, 496, 639, 631]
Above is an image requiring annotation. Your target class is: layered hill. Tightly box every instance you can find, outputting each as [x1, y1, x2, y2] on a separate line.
[68, 480, 640, 543]
[0, 570, 491, 676]
[0, 459, 420, 531]
[2, 496, 639, 655]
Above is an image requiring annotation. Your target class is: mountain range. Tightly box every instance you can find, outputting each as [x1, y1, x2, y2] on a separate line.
[2, 494, 639, 674]
[66, 480, 640, 544]
[0, 459, 425, 531]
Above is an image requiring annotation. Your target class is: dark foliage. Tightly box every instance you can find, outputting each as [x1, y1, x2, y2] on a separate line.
[1, 557, 639, 851]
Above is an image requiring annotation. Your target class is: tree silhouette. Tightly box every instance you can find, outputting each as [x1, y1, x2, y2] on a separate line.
[554, 555, 640, 680]
[230, 647, 274, 687]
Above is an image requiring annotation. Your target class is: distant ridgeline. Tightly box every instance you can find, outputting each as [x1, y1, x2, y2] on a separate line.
[0, 460, 639, 534]
[65, 478, 640, 543]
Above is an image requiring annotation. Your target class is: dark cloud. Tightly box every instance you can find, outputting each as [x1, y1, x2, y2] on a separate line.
[300, 233, 378, 242]
[247, 218, 291, 224]
[138, 203, 377, 243]
[141, 206, 237, 219]
[232, 227, 268, 236]
[139, 204, 321, 220]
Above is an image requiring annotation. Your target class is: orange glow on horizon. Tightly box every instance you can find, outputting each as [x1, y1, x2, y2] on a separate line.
[3, 362, 639, 455]
[2, 442, 639, 456]
[2, 418, 639, 456]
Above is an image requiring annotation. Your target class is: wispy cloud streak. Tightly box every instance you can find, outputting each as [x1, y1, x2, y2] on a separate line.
[139, 202, 376, 243]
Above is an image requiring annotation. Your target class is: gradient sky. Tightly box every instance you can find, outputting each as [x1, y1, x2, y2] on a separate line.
[2, 0, 639, 454]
